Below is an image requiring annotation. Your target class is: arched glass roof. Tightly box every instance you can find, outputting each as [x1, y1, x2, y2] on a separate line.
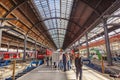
[32, 0, 73, 48]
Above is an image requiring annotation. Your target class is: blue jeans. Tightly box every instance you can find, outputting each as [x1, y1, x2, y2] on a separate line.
[67, 60, 71, 70]
[63, 62, 66, 71]
[59, 60, 63, 70]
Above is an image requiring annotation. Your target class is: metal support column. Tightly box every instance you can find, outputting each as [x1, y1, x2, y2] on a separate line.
[0, 30, 2, 48]
[85, 33, 90, 58]
[35, 41, 37, 59]
[102, 18, 113, 66]
[79, 39, 81, 54]
[0, 18, 17, 48]
[7, 42, 10, 52]
[78, 39, 81, 48]
[17, 44, 19, 52]
[23, 35, 27, 61]
[0, 22, 2, 48]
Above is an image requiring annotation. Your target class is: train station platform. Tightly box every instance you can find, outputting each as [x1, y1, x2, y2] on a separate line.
[16, 64, 117, 80]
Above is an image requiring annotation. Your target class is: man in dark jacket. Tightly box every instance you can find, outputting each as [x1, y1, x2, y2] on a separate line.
[63, 54, 67, 71]
[46, 57, 49, 66]
[75, 53, 83, 80]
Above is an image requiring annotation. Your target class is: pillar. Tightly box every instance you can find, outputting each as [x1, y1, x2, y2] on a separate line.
[17, 44, 19, 52]
[102, 18, 112, 66]
[0, 30, 2, 49]
[23, 35, 27, 61]
[85, 33, 90, 58]
[7, 42, 10, 52]
[35, 41, 37, 59]
[0, 22, 2, 48]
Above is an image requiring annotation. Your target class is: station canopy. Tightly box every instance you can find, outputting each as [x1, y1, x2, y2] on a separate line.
[0, 0, 119, 50]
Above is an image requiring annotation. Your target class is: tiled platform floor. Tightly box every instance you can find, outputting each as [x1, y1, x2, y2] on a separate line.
[17, 65, 67, 80]
[17, 65, 117, 80]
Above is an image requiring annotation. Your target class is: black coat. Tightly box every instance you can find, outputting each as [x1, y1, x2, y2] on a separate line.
[75, 57, 82, 68]
[63, 54, 66, 63]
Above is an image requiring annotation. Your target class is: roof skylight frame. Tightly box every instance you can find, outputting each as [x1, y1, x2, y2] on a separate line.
[33, 0, 73, 48]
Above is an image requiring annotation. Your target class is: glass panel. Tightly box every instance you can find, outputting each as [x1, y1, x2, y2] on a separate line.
[94, 36, 102, 41]
[115, 28, 120, 33]
[108, 31, 116, 36]
[33, 0, 73, 48]
[80, 36, 86, 43]
[107, 7, 120, 24]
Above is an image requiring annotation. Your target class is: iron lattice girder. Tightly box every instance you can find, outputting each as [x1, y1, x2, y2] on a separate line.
[63, 0, 119, 49]
[52, 37, 65, 40]
[81, 25, 120, 45]
[2, 0, 28, 20]
[42, 28, 75, 35]
[26, 17, 82, 46]
[26, 17, 82, 48]
[41, 17, 82, 28]
[2, 31, 42, 49]
[26, 17, 82, 34]
[1, 0, 55, 48]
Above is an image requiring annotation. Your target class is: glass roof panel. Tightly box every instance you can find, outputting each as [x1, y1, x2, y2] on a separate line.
[33, 0, 73, 48]
[95, 36, 103, 41]
[115, 28, 120, 33]
[84, 8, 120, 45]
[80, 36, 86, 43]
[107, 7, 120, 24]
[90, 39, 96, 43]
[108, 31, 116, 36]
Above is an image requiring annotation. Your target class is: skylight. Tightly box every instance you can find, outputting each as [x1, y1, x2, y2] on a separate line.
[33, 0, 73, 48]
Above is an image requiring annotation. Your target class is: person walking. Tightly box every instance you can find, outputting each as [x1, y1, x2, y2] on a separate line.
[75, 53, 83, 80]
[63, 53, 67, 72]
[59, 53, 63, 70]
[46, 56, 49, 66]
[66, 53, 71, 70]
[50, 56, 52, 66]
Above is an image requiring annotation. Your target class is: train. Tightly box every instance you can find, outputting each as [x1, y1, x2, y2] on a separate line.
[0, 51, 37, 60]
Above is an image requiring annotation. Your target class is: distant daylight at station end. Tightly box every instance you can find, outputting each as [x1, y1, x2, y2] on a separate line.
[0, 0, 120, 80]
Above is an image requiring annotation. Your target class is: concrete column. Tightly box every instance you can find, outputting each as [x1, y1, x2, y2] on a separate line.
[102, 18, 113, 66]
[85, 33, 90, 58]
[23, 35, 27, 61]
